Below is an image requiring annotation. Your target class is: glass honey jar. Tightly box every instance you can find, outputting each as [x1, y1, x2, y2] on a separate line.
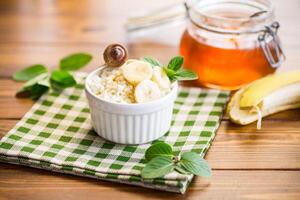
[180, 0, 285, 90]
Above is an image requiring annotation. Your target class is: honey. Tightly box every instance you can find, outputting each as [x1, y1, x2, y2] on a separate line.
[180, 0, 284, 90]
[180, 30, 276, 90]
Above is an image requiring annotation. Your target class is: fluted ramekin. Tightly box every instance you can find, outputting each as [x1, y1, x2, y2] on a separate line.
[85, 67, 178, 145]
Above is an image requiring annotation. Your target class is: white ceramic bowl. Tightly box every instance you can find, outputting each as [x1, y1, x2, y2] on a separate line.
[85, 67, 178, 145]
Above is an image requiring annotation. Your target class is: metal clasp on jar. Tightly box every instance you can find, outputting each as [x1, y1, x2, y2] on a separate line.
[258, 22, 285, 68]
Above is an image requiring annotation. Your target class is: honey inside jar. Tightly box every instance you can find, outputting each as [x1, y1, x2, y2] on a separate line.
[180, 0, 283, 90]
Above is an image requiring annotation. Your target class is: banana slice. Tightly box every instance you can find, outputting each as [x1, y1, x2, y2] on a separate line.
[122, 59, 139, 66]
[122, 60, 153, 85]
[151, 66, 171, 89]
[134, 80, 162, 103]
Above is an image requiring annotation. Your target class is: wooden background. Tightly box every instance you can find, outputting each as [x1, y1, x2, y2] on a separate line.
[0, 0, 299, 199]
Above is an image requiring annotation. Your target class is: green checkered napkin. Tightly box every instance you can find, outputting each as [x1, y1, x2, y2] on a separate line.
[0, 73, 228, 193]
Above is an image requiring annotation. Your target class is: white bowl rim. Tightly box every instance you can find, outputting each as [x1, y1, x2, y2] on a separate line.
[85, 66, 178, 109]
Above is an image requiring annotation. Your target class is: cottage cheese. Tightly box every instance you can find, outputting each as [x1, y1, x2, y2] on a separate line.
[88, 67, 135, 104]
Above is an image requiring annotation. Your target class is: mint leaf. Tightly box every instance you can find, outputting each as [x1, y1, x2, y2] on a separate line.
[142, 56, 197, 83]
[174, 69, 198, 81]
[163, 67, 177, 82]
[174, 165, 190, 175]
[142, 56, 162, 67]
[17, 84, 49, 99]
[13, 52, 93, 100]
[16, 73, 49, 99]
[141, 156, 174, 179]
[180, 152, 212, 177]
[50, 70, 76, 90]
[167, 56, 183, 71]
[145, 142, 173, 161]
[13, 64, 47, 81]
[60, 53, 92, 71]
[30, 84, 49, 99]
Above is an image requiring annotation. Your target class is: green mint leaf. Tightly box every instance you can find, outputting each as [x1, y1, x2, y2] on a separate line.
[174, 165, 190, 175]
[174, 69, 198, 81]
[142, 56, 162, 67]
[50, 70, 76, 90]
[30, 84, 49, 99]
[167, 56, 183, 71]
[180, 152, 212, 177]
[145, 142, 173, 161]
[16, 73, 49, 99]
[13, 64, 47, 81]
[60, 53, 92, 71]
[163, 67, 177, 82]
[141, 156, 174, 179]
[17, 84, 49, 100]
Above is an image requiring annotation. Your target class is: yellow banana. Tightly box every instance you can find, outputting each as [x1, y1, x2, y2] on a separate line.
[228, 70, 300, 129]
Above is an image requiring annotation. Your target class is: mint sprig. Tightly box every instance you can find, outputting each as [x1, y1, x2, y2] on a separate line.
[13, 53, 92, 99]
[142, 56, 198, 82]
[141, 142, 211, 179]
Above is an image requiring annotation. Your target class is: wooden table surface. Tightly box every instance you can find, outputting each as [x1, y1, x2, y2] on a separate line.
[0, 0, 299, 199]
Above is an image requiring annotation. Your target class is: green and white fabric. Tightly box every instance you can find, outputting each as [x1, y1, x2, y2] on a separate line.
[0, 73, 229, 193]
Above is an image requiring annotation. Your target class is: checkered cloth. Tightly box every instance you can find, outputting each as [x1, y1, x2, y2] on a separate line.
[0, 73, 228, 193]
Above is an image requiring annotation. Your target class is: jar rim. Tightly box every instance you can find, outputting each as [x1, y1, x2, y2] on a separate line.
[187, 0, 275, 34]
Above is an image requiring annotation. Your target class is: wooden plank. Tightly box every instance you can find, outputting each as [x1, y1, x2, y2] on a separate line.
[0, 79, 34, 119]
[1, 119, 299, 169]
[0, 163, 299, 200]
[209, 121, 300, 169]
[0, 120, 17, 138]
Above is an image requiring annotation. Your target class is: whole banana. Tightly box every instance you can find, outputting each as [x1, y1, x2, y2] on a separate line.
[227, 70, 300, 129]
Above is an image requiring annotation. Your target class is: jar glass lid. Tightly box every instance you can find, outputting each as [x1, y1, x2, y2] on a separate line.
[187, 0, 275, 34]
